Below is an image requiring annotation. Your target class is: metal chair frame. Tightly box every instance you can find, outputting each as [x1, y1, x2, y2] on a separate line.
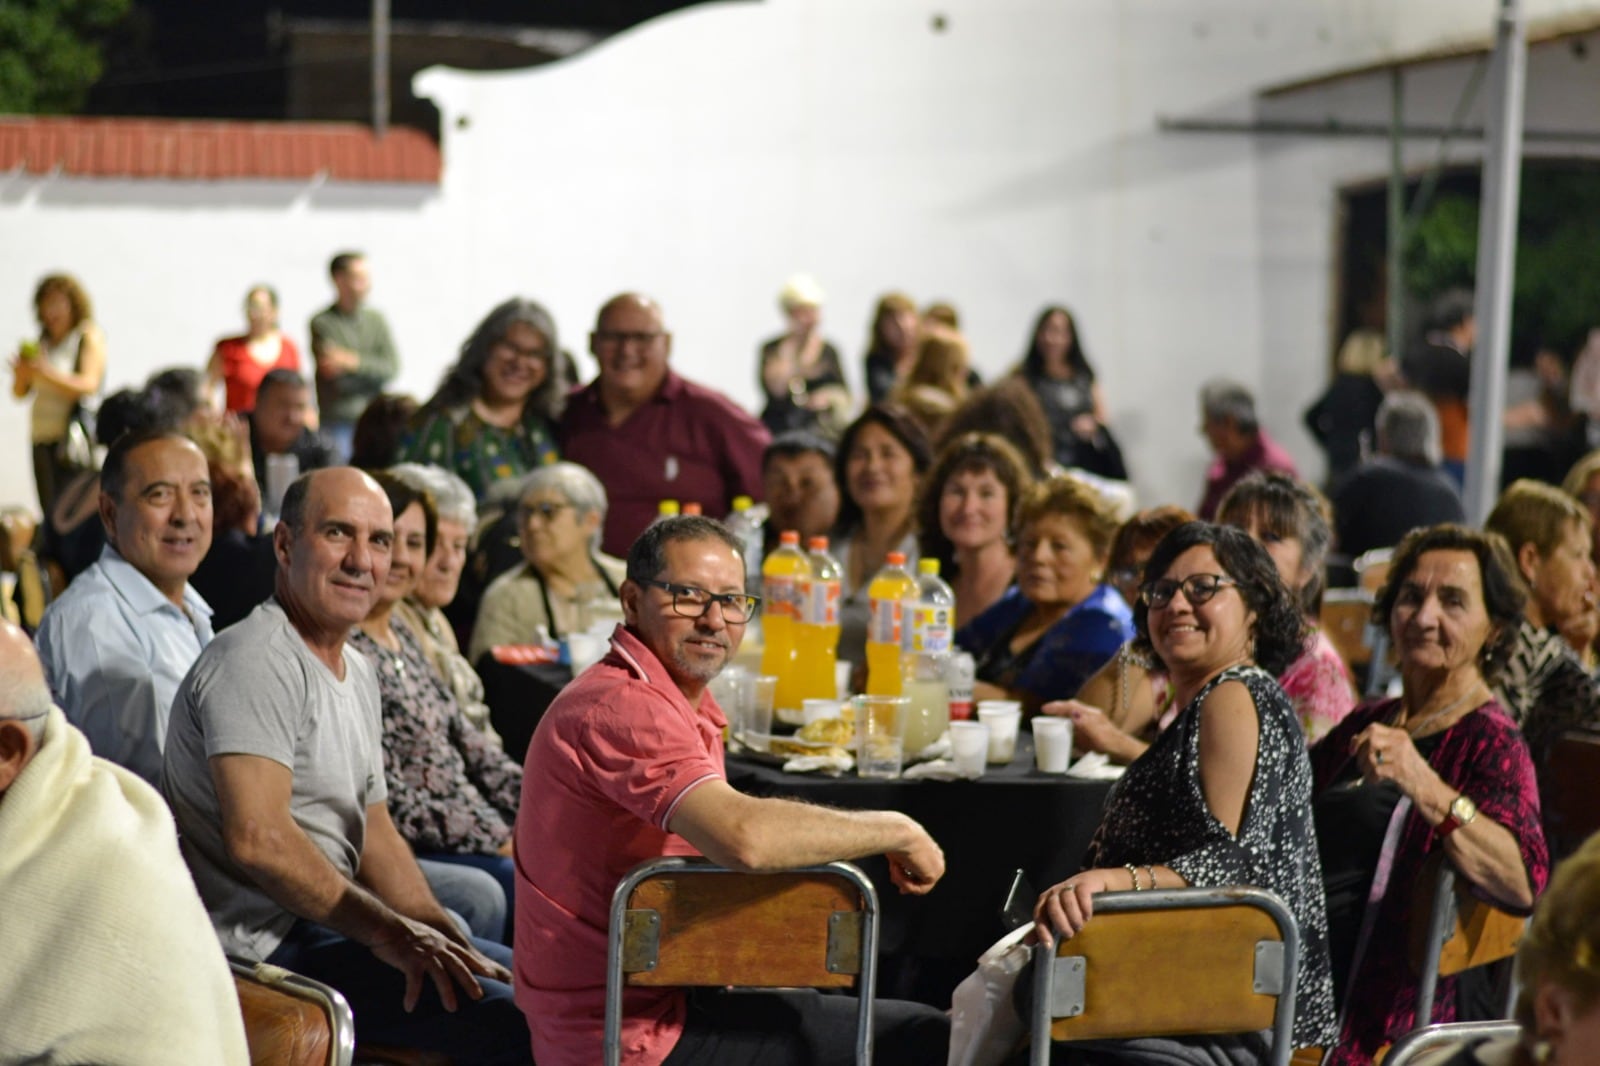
[1029, 886, 1301, 1066]
[229, 957, 356, 1066]
[604, 856, 879, 1066]
[1383, 1020, 1523, 1066]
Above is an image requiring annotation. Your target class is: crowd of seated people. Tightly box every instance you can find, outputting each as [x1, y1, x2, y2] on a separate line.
[12, 264, 1600, 1066]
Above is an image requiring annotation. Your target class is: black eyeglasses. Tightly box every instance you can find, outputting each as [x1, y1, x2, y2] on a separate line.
[642, 579, 760, 623]
[1140, 573, 1239, 609]
[593, 330, 665, 347]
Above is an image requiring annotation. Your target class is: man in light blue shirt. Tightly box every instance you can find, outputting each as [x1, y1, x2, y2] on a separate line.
[37, 428, 215, 785]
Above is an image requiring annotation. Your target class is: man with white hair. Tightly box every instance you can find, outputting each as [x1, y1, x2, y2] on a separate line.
[1196, 378, 1299, 520]
[0, 619, 249, 1064]
[1330, 390, 1465, 559]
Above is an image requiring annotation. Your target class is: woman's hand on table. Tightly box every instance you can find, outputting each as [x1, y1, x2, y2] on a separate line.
[1031, 867, 1123, 947]
[1350, 722, 1442, 802]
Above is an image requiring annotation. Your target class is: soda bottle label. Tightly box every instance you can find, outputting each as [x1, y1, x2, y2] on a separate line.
[801, 577, 840, 625]
[764, 575, 796, 619]
[946, 650, 975, 720]
[910, 605, 952, 654]
[868, 597, 902, 644]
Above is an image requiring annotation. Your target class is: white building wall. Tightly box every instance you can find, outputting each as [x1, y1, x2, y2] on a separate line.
[3, 0, 1598, 517]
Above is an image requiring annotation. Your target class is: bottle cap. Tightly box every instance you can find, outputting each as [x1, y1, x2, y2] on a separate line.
[682, 502, 702, 516]
[658, 500, 680, 516]
[732, 495, 753, 512]
[886, 551, 907, 566]
[807, 536, 829, 551]
[919, 558, 940, 576]
[780, 530, 800, 545]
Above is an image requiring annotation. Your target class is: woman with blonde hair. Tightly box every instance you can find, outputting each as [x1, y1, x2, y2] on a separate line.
[757, 274, 850, 437]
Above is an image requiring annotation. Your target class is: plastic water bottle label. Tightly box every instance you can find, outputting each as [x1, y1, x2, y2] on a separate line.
[869, 597, 902, 644]
[911, 605, 953, 654]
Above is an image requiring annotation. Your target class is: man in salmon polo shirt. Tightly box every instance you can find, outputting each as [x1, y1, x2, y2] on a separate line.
[515, 515, 950, 1066]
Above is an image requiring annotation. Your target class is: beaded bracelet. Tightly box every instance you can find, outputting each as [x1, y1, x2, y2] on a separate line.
[1125, 863, 1144, 891]
[1144, 865, 1158, 890]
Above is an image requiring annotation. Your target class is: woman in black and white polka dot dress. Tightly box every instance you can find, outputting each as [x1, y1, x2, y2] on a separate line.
[1029, 522, 1337, 1061]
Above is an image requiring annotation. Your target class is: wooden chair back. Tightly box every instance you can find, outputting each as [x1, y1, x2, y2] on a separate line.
[1407, 854, 1526, 1027]
[1029, 886, 1301, 1066]
[1319, 589, 1375, 674]
[1354, 548, 1394, 596]
[604, 857, 878, 1066]
[230, 959, 353, 1066]
[1546, 731, 1600, 859]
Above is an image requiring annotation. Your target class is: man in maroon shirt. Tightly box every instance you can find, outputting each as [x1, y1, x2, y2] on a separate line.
[559, 294, 771, 556]
[1196, 378, 1300, 520]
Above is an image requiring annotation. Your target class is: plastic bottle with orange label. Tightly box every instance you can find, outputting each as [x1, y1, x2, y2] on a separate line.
[795, 536, 842, 701]
[865, 551, 916, 696]
[760, 531, 806, 711]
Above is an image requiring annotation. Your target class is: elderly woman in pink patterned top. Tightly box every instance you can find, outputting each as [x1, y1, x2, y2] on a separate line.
[1217, 471, 1356, 744]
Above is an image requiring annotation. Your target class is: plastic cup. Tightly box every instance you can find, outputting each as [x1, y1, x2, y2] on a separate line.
[976, 705, 1022, 764]
[1032, 717, 1074, 773]
[709, 665, 749, 739]
[949, 720, 990, 778]
[566, 631, 608, 675]
[852, 694, 908, 779]
[802, 698, 842, 726]
[746, 675, 778, 743]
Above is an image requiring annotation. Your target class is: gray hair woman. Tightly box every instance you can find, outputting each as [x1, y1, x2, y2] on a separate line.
[469, 462, 626, 663]
[401, 297, 568, 502]
[389, 463, 502, 745]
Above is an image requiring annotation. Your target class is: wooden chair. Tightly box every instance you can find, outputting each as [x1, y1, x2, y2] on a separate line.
[1382, 1020, 1522, 1066]
[1407, 854, 1528, 1030]
[1354, 548, 1394, 597]
[604, 856, 878, 1066]
[230, 958, 355, 1066]
[15, 550, 50, 631]
[1545, 731, 1600, 859]
[1028, 886, 1301, 1066]
[1319, 588, 1375, 677]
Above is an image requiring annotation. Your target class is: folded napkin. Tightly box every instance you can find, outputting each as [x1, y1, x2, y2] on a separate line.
[909, 734, 953, 762]
[1066, 752, 1126, 780]
[900, 758, 980, 782]
[783, 753, 854, 774]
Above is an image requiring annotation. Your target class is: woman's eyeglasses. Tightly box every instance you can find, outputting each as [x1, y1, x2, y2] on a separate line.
[519, 501, 572, 523]
[641, 579, 761, 623]
[1140, 573, 1238, 609]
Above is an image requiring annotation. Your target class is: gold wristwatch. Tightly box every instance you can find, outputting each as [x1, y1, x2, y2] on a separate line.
[1436, 793, 1479, 839]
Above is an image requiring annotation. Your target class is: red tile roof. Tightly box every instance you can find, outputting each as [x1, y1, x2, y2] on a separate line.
[0, 117, 440, 184]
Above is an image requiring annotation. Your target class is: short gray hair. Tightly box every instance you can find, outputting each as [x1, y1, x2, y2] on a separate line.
[0, 653, 52, 746]
[388, 462, 478, 528]
[1376, 390, 1441, 466]
[515, 462, 609, 554]
[1200, 379, 1259, 434]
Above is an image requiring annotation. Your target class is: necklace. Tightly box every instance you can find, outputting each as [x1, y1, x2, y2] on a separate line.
[1396, 684, 1484, 737]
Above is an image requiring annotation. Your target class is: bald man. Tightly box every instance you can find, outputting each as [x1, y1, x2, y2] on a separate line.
[0, 619, 249, 1064]
[162, 468, 531, 1064]
[559, 293, 770, 555]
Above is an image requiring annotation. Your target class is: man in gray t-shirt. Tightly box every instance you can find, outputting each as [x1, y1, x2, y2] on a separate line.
[161, 467, 530, 1065]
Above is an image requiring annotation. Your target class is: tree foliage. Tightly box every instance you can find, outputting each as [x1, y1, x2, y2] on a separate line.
[1406, 166, 1600, 358]
[0, 0, 132, 113]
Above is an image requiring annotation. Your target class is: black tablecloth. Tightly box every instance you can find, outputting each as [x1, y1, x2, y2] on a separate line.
[476, 655, 573, 764]
[724, 733, 1114, 1008]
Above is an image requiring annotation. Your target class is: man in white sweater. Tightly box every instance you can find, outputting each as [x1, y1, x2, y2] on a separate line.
[0, 617, 249, 1064]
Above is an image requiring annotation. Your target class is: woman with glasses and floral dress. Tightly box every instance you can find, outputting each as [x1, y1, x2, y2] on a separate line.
[470, 463, 626, 664]
[1024, 522, 1337, 1063]
[402, 298, 565, 503]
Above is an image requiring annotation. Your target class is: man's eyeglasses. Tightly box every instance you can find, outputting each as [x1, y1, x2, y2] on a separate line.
[519, 501, 571, 523]
[593, 330, 665, 348]
[1140, 573, 1239, 609]
[642, 579, 760, 623]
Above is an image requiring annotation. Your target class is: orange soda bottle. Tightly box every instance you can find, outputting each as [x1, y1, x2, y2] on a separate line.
[760, 531, 806, 712]
[865, 552, 917, 696]
[795, 537, 842, 701]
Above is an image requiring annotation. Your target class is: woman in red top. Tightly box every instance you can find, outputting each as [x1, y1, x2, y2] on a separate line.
[206, 284, 300, 413]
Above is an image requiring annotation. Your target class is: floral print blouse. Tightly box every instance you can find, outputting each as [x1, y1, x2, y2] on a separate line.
[1281, 627, 1357, 745]
[1083, 664, 1338, 1049]
[401, 403, 559, 503]
[350, 618, 522, 855]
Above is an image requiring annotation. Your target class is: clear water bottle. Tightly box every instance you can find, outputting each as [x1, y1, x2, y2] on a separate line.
[724, 495, 767, 595]
[901, 558, 955, 755]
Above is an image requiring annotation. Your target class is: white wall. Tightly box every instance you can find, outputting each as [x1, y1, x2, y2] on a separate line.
[4, 0, 1598, 517]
